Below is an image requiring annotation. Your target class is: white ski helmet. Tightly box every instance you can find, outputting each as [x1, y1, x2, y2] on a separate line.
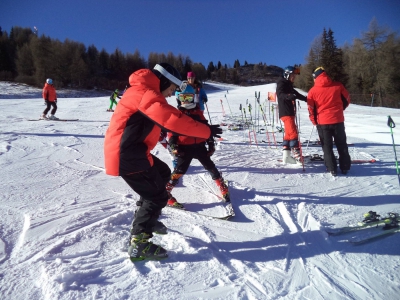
[46, 78, 53, 84]
[152, 63, 185, 92]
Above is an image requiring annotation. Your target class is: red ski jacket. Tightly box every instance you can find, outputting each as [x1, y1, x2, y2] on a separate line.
[167, 108, 209, 145]
[42, 83, 57, 102]
[104, 69, 211, 176]
[307, 72, 350, 125]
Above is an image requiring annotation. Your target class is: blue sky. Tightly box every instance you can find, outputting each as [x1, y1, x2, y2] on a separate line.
[1, 0, 399, 69]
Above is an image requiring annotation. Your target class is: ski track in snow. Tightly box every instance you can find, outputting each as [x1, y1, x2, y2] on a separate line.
[0, 81, 399, 299]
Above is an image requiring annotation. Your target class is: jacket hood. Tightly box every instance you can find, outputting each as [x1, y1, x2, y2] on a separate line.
[314, 72, 332, 87]
[129, 69, 160, 92]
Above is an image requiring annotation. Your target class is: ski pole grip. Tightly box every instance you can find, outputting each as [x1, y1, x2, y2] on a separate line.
[387, 115, 395, 128]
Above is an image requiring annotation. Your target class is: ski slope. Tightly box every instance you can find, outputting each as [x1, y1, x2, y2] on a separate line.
[0, 81, 399, 300]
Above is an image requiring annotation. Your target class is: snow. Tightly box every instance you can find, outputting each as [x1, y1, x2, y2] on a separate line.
[0, 80, 399, 300]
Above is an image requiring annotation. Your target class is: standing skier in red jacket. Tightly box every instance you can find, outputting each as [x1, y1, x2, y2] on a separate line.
[41, 78, 58, 120]
[307, 67, 351, 176]
[104, 63, 222, 261]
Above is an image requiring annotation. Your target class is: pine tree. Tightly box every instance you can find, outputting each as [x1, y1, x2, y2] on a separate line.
[359, 18, 390, 106]
[206, 61, 215, 79]
[320, 28, 348, 85]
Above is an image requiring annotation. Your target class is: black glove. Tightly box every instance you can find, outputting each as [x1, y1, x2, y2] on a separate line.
[207, 142, 215, 156]
[209, 124, 222, 139]
[55, 99, 57, 103]
[287, 94, 296, 101]
[203, 96, 208, 103]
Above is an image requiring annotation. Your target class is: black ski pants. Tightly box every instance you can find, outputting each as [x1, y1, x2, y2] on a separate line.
[317, 122, 351, 172]
[43, 101, 57, 115]
[121, 155, 171, 236]
[174, 143, 220, 179]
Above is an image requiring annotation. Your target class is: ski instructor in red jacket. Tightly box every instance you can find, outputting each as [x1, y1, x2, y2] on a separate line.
[307, 67, 351, 177]
[104, 63, 222, 261]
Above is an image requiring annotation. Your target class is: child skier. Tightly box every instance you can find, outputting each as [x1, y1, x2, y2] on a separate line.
[276, 66, 307, 164]
[107, 89, 121, 112]
[41, 78, 58, 120]
[165, 84, 229, 209]
[187, 71, 208, 111]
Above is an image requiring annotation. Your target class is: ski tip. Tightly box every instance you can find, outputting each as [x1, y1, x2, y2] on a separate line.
[324, 228, 343, 236]
[219, 215, 234, 220]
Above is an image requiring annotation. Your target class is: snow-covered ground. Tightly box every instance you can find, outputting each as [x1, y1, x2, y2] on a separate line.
[0, 80, 399, 300]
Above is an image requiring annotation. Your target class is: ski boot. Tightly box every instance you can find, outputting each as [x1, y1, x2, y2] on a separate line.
[215, 177, 230, 202]
[382, 213, 399, 230]
[166, 173, 184, 209]
[330, 170, 337, 177]
[282, 146, 297, 164]
[48, 114, 59, 120]
[310, 154, 324, 161]
[362, 211, 381, 224]
[128, 232, 168, 262]
[292, 147, 303, 165]
[167, 195, 184, 209]
[40, 114, 48, 120]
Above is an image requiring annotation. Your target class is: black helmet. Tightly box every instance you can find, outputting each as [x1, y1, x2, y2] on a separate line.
[312, 66, 325, 79]
[152, 63, 183, 92]
[283, 66, 300, 80]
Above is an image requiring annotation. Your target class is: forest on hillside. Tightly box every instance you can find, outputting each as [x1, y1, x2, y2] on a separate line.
[0, 18, 399, 107]
[296, 18, 400, 108]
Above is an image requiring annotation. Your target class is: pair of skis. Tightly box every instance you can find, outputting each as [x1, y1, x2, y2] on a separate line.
[28, 118, 79, 122]
[303, 154, 376, 164]
[166, 175, 235, 221]
[325, 211, 399, 244]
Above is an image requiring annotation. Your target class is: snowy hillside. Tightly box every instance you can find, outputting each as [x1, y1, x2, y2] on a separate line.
[0, 80, 399, 300]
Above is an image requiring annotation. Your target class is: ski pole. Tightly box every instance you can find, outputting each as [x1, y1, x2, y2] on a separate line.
[247, 104, 259, 148]
[205, 103, 217, 144]
[387, 115, 400, 186]
[256, 96, 271, 146]
[270, 105, 277, 148]
[239, 104, 244, 124]
[248, 104, 253, 129]
[268, 99, 271, 125]
[220, 99, 225, 117]
[257, 92, 260, 133]
[296, 101, 301, 134]
[254, 91, 258, 130]
[305, 125, 315, 152]
[205, 102, 213, 125]
[243, 108, 252, 145]
[224, 94, 233, 117]
[295, 108, 305, 172]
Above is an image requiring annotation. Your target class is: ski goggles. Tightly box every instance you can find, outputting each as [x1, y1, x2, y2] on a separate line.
[178, 93, 195, 103]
